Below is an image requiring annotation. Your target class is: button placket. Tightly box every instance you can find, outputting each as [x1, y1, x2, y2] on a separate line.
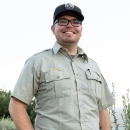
[72, 61, 85, 129]
[77, 88, 81, 91]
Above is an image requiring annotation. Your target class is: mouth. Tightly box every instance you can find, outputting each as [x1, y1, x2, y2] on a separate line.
[63, 31, 75, 34]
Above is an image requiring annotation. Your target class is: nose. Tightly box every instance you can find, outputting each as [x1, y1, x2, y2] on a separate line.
[66, 21, 73, 27]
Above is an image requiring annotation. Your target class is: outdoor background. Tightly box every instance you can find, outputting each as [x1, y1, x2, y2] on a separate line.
[0, 0, 130, 109]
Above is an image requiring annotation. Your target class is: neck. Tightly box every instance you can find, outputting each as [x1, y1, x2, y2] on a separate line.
[57, 41, 78, 55]
[60, 43, 78, 55]
[68, 46, 78, 55]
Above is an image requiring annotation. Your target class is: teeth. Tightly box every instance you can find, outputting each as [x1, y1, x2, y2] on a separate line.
[65, 32, 73, 34]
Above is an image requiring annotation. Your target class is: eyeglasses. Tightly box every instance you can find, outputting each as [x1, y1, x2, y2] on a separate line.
[54, 18, 82, 27]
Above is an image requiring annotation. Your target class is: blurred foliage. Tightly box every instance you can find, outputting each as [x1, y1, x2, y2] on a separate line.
[0, 89, 11, 119]
[109, 83, 120, 130]
[26, 99, 36, 126]
[0, 117, 17, 130]
[0, 88, 36, 126]
[109, 84, 130, 130]
[121, 89, 130, 130]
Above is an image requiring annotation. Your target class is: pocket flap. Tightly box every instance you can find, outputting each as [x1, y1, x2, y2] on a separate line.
[86, 69, 102, 82]
[45, 69, 70, 82]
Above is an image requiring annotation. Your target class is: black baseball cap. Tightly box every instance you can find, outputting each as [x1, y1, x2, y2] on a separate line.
[53, 3, 84, 23]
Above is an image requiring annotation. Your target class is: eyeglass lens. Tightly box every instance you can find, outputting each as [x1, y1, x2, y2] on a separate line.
[55, 19, 81, 27]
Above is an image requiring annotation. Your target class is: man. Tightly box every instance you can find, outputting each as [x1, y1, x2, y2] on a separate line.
[9, 3, 114, 130]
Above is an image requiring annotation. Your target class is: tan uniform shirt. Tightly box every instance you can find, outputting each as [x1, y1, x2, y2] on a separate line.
[12, 42, 114, 130]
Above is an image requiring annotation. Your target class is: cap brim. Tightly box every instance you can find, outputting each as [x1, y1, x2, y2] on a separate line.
[54, 10, 84, 23]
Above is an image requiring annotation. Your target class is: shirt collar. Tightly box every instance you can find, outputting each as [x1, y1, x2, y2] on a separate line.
[52, 42, 62, 54]
[77, 46, 88, 62]
[52, 42, 88, 62]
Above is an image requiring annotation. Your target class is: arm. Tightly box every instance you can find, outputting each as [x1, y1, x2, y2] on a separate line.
[9, 97, 34, 130]
[99, 109, 111, 130]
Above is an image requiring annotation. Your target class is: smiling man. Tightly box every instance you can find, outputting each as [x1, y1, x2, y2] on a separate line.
[9, 3, 114, 130]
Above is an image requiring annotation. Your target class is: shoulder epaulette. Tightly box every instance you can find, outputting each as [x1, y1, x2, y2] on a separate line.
[88, 58, 98, 64]
[33, 48, 51, 56]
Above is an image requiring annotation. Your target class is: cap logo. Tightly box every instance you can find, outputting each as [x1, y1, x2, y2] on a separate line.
[65, 3, 74, 10]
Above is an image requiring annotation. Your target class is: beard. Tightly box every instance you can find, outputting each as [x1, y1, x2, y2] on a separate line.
[58, 35, 80, 44]
[62, 38, 75, 43]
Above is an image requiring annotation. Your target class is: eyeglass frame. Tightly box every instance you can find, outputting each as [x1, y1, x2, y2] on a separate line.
[54, 18, 82, 27]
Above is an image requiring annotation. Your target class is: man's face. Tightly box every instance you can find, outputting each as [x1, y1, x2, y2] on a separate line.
[51, 15, 82, 46]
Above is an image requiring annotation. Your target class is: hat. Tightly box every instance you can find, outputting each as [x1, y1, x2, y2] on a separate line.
[53, 3, 84, 23]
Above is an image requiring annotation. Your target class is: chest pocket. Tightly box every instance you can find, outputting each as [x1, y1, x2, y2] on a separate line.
[86, 69, 102, 98]
[45, 69, 71, 99]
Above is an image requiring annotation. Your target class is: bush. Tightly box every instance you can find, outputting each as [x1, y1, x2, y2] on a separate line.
[26, 99, 36, 126]
[0, 118, 16, 130]
[0, 88, 36, 126]
[121, 89, 130, 130]
[109, 83, 120, 130]
[109, 84, 130, 130]
[0, 89, 11, 119]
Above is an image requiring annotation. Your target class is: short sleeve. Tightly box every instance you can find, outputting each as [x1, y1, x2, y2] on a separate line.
[11, 56, 40, 105]
[98, 75, 114, 111]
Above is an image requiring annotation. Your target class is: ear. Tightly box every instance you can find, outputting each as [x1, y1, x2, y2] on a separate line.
[80, 26, 83, 36]
[51, 25, 55, 34]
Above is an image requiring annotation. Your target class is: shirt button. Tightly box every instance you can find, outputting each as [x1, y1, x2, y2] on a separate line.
[57, 76, 60, 79]
[80, 104, 83, 107]
[75, 74, 78, 76]
[82, 121, 84, 125]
